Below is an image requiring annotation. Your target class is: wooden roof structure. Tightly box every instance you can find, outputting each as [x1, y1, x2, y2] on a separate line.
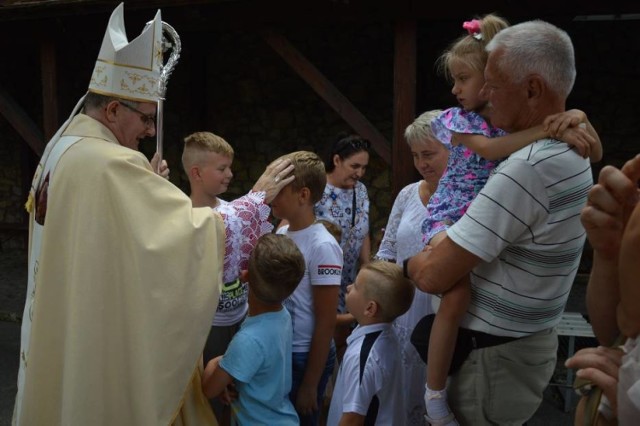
[1, 0, 639, 196]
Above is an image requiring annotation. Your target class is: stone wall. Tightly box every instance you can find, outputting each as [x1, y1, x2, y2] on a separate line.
[0, 120, 28, 251]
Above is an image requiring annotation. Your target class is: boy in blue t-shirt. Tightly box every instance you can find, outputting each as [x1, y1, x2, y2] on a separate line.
[202, 233, 305, 425]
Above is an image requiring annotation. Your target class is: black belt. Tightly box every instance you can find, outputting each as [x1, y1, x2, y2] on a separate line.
[411, 314, 520, 376]
[465, 327, 519, 350]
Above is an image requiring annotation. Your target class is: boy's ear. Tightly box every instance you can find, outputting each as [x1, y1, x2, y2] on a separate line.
[298, 187, 311, 203]
[364, 300, 379, 318]
[239, 269, 249, 283]
[188, 165, 201, 181]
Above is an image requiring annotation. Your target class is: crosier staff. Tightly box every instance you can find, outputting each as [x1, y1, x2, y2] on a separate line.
[154, 21, 181, 173]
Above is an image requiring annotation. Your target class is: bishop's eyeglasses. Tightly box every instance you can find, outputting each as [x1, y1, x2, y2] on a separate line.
[119, 101, 156, 128]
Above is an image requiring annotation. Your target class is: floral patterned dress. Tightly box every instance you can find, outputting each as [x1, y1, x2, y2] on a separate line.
[315, 181, 369, 312]
[422, 107, 506, 242]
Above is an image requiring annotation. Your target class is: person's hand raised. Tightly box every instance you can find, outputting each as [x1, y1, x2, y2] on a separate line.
[581, 155, 640, 259]
[150, 152, 170, 179]
[252, 158, 295, 204]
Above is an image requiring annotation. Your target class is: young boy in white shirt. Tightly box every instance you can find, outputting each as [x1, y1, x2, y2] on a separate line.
[272, 151, 343, 425]
[327, 261, 414, 425]
[182, 131, 241, 424]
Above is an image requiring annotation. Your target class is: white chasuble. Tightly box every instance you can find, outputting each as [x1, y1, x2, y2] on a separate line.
[14, 114, 222, 426]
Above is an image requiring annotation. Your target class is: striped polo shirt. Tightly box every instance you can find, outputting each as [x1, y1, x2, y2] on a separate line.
[446, 139, 592, 337]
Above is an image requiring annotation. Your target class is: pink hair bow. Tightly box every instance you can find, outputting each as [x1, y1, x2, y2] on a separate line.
[463, 19, 483, 40]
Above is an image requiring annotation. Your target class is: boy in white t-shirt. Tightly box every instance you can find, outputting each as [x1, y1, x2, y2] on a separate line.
[327, 261, 414, 425]
[272, 151, 343, 426]
[182, 131, 242, 423]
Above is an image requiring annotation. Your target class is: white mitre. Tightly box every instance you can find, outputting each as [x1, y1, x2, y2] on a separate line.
[88, 2, 163, 102]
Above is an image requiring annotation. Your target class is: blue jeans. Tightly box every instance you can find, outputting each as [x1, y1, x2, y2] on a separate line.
[290, 345, 336, 426]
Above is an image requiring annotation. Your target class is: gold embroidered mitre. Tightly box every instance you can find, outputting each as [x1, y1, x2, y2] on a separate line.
[88, 2, 163, 102]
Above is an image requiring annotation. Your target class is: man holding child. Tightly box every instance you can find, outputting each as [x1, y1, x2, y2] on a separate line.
[407, 20, 593, 425]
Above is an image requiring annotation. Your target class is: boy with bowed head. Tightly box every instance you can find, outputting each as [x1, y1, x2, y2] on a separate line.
[327, 261, 414, 425]
[14, 4, 294, 425]
[273, 151, 343, 425]
[202, 233, 305, 425]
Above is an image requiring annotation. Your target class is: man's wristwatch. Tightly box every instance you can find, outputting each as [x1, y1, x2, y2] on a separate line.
[403, 256, 411, 279]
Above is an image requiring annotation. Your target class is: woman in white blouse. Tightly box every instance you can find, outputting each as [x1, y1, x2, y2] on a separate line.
[375, 110, 449, 425]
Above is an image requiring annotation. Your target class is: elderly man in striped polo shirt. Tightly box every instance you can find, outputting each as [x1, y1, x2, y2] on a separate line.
[406, 20, 593, 425]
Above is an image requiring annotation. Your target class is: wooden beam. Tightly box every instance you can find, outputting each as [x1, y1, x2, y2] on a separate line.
[392, 19, 416, 197]
[0, 85, 44, 156]
[41, 37, 59, 141]
[262, 28, 391, 164]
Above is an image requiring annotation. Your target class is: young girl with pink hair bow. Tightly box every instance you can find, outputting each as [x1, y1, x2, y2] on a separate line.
[415, 13, 602, 426]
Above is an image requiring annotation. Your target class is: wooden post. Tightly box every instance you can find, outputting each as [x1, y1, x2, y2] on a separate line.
[263, 29, 391, 164]
[392, 19, 417, 198]
[41, 38, 59, 141]
[0, 85, 44, 156]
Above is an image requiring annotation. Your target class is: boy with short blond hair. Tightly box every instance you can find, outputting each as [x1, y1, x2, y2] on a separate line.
[271, 151, 343, 425]
[182, 131, 234, 209]
[182, 131, 239, 423]
[202, 233, 305, 425]
[327, 261, 414, 425]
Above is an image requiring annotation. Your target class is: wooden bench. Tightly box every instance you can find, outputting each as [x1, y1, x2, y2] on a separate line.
[553, 311, 596, 412]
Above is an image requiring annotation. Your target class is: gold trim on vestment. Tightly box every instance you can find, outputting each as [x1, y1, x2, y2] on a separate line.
[87, 88, 160, 105]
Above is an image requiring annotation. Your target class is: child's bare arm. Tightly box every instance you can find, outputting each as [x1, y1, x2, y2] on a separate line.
[544, 109, 603, 162]
[339, 412, 365, 425]
[453, 126, 547, 161]
[202, 356, 234, 399]
[455, 109, 600, 161]
[296, 285, 339, 414]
